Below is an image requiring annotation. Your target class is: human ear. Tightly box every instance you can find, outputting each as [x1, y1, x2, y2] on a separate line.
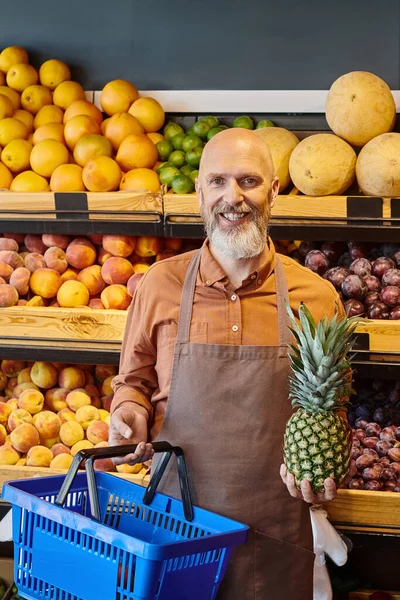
[269, 176, 280, 209]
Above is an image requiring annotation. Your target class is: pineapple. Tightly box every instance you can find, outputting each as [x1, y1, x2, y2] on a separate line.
[283, 302, 359, 492]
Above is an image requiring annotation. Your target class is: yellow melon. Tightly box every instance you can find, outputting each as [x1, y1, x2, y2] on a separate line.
[289, 133, 356, 196]
[326, 71, 396, 147]
[356, 133, 400, 196]
[255, 127, 299, 191]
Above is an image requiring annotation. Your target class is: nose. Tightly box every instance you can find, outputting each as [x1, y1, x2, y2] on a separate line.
[224, 178, 244, 206]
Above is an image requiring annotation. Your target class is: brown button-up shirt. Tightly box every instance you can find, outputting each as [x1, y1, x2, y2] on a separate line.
[112, 238, 345, 439]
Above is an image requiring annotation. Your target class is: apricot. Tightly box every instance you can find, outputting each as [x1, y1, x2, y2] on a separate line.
[66, 389, 90, 411]
[12, 382, 39, 398]
[41, 234, 70, 249]
[102, 235, 136, 258]
[8, 408, 33, 431]
[100, 284, 131, 310]
[75, 405, 100, 430]
[0, 402, 12, 425]
[65, 237, 96, 270]
[5, 378, 18, 398]
[18, 388, 44, 414]
[97, 247, 113, 266]
[0, 445, 20, 465]
[4, 233, 24, 244]
[40, 435, 61, 449]
[24, 234, 46, 254]
[57, 280, 90, 307]
[101, 257, 134, 285]
[84, 372, 94, 386]
[10, 422, 40, 452]
[30, 361, 58, 389]
[17, 366, 32, 384]
[45, 387, 68, 412]
[0, 283, 18, 307]
[44, 247, 68, 274]
[51, 442, 71, 457]
[50, 453, 74, 469]
[6, 398, 18, 411]
[83, 383, 100, 403]
[58, 366, 86, 390]
[101, 376, 114, 397]
[24, 252, 46, 272]
[26, 445, 53, 467]
[30, 268, 62, 298]
[77, 265, 105, 295]
[116, 463, 143, 474]
[59, 421, 84, 447]
[0, 423, 6, 444]
[32, 410, 61, 439]
[60, 267, 79, 283]
[86, 420, 109, 445]
[70, 440, 94, 456]
[135, 236, 163, 258]
[2, 359, 23, 376]
[57, 408, 76, 424]
[98, 409, 110, 422]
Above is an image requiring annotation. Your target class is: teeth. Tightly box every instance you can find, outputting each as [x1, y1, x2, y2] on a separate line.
[222, 213, 248, 221]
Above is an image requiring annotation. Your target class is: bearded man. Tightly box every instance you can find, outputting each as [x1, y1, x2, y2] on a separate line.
[109, 128, 345, 599]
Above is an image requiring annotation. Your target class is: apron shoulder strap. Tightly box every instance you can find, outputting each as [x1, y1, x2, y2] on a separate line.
[274, 256, 292, 347]
[176, 249, 202, 344]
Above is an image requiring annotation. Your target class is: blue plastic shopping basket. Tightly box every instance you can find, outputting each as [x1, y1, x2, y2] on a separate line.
[2, 441, 249, 600]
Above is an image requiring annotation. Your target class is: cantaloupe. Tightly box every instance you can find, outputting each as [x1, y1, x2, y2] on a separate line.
[289, 133, 356, 196]
[356, 132, 400, 196]
[326, 71, 396, 147]
[255, 127, 299, 191]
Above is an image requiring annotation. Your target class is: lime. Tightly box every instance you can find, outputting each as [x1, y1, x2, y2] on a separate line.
[193, 121, 211, 139]
[171, 133, 186, 150]
[156, 140, 173, 162]
[180, 164, 193, 177]
[168, 150, 186, 168]
[156, 162, 170, 174]
[171, 174, 195, 194]
[190, 169, 199, 183]
[207, 126, 225, 141]
[201, 116, 219, 128]
[164, 122, 185, 141]
[186, 146, 203, 168]
[256, 120, 275, 129]
[182, 134, 203, 153]
[160, 166, 181, 186]
[233, 115, 254, 130]
[186, 127, 195, 136]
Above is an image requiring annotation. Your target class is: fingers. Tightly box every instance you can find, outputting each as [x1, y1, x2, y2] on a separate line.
[284, 467, 303, 499]
[280, 463, 288, 483]
[321, 478, 337, 501]
[113, 442, 154, 466]
[111, 413, 133, 440]
[300, 480, 316, 504]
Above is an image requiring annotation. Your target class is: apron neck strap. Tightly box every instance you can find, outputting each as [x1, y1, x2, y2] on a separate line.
[176, 249, 292, 347]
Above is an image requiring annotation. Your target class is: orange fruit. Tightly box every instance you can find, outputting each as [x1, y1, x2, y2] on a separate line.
[73, 134, 112, 167]
[34, 105, 64, 129]
[116, 134, 158, 171]
[147, 132, 164, 144]
[13, 109, 34, 133]
[100, 79, 139, 116]
[63, 100, 103, 126]
[39, 59, 71, 90]
[0, 86, 21, 110]
[0, 72, 4, 86]
[27, 133, 34, 145]
[10, 171, 49, 192]
[1, 139, 32, 173]
[21, 85, 52, 114]
[82, 156, 121, 192]
[128, 97, 165, 133]
[53, 81, 85, 110]
[120, 168, 160, 193]
[100, 118, 110, 135]
[0, 46, 29, 73]
[0, 95, 14, 120]
[6, 63, 38, 92]
[64, 115, 101, 150]
[30, 139, 69, 177]
[0, 118, 28, 146]
[104, 112, 144, 151]
[50, 164, 85, 192]
[32, 123, 65, 145]
[0, 162, 13, 189]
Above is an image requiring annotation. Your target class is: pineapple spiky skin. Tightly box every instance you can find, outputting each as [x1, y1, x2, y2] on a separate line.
[283, 408, 351, 492]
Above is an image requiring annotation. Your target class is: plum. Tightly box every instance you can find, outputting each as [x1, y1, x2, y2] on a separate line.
[391, 462, 400, 476]
[390, 306, 400, 320]
[355, 418, 369, 430]
[365, 422, 381, 437]
[364, 480, 383, 490]
[351, 446, 362, 460]
[362, 448, 379, 462]
[349, 242, 368, 260]
[304, 250, 329, 275]
[362, 464, 384, 480]
[375, 440, 393, 456]
[342, 274, 368, 299]
[364, 292, 380, 308]
[371, 256, 396, 278]
[343, 299, 365, 317]
[363, 275, 381, 292]
[393, 250, 400, 268]
[383, 481, 397, 491]
[382, 268, 400, 288]
[354, 429, 366, 441]
[325, 267, 349, 290]
[382, 467, 396, 480]
[348, 478, 365, 489]
[380, 286, 400, 307]
[355, 405, 372, 420]
[349, 258, 372, 278]
[356, 454, 374, 469]
[368, 302, 390, 319]
[388, 448, 400, 462]
[320, 241, 346, 264]
[380, 426, 397, 441]
[338, 252, 353, 269]
[395, 426, 400, 441]
[298, 241, 317, 258]
[379, 457, 391, 468]
[381, 243, 400, 258]
[362, 436, 379, 448]
[387, 390, 400, 405]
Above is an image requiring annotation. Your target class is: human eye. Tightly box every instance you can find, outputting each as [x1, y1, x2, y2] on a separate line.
[242, 177, 258, 186]
[210, 177, 224, 185]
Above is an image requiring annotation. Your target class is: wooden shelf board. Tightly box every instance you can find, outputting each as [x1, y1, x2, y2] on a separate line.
[356, 320, 400, 353]
[325, 489, 400, 530]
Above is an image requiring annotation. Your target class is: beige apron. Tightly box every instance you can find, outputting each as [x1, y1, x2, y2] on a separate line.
[154, 249, 314, 599]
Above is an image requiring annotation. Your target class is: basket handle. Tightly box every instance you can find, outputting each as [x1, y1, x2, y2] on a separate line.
[54, 442, 194, 522]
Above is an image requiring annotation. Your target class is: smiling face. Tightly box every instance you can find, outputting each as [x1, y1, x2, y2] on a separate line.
[196, 128, 279, 259]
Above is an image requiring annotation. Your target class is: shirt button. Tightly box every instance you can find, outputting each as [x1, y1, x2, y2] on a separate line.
[206, 280, 211, 285]
[251, 274, 256, 280]
[257, 279, 262, 285]
[232, 325, 239, 332]
[231, 294, 237, 301]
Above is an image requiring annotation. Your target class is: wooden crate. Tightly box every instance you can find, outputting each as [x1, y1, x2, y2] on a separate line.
[349, 592, 400, 599]
[356, 320, 400, 353]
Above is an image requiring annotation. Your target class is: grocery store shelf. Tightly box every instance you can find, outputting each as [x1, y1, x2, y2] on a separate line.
[0, 191, 163, 236]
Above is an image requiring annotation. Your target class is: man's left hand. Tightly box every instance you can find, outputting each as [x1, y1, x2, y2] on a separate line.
[280, 462, 357, 504]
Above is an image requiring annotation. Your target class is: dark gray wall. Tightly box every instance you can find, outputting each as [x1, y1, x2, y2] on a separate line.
[0, 0, 398, 90]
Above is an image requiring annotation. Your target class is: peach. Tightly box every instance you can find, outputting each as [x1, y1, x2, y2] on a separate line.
[77, 265, 105, 295]
[40, 436, 61, 449]
[93, 442, 115, 472]
[5, 434, 12, 445]
[0, 402, 12, 426]
[10, 422, 40, 452]
[26, 445, 53, 467]
[52, 362, 65, 372]
[59, 421, 84, 446]
[84, 372, 94, 386]
[24, 252, 46, 272]
[18, 389, 45, 414]
[0, 423, 6, 444]
[132, 262, 150, 274]
[6, 398, 18, 411]
[50, 453, 74, 469]
[0, 238, 18, 252]
[88, 298, 105, 309]
[57, 280, 90, 307]
[75, 405, 100, 430]
[86, 420, 109, 445]
[51, 442, 71, 457]
[5, 379, 18, 398]
[0, 276, 6, 285]
[66, 389, 90, 411]
[17, 366, 32, 384]
[97, 247, 113, 266]
[44, 247, 68, 274]
[155, 251, 177, 262]
[0, 283, 18, 307]
[0, 371, 6, 391]
[57, 408, 76, 424]
[12, 382, 39, 398]
[90, 395, 101, 409]
[102, 235, 136, 258]
[30, 268, 62, 298]
[17, 299, 27, 306]
[0, 250, 24, 269]
[95, 364, 117, 382]
[98, 409, 110, 422]
[65, 237, 96, 269]
[135, 236, 163, 258]
[0, 445, 20, 465]
[165, 238, 183, 252]
[26, 295, 45, 307]
[101, 376, 114, 397]
[24, 234, 46, 254]
[127, 273, 145, 297]
[101, 394, 113, 412]
[116, 463, 143, 474]
[58, 366, 86, 390]
[8, 408, 33, 431]
[87, 234, 103, 245]
[101, 257, 134, 285]
[42, 234, 70, 249]
[101, 284, 131, 310]
[16, 458, 26, 466]
[4, 233, 24, 244]
[49, 300, 60, 307]
[127, 253, 153, 266]
[60, 266, 79, 283]
[33, 410, 61, 439]
[0, 262, 13, 281]
[71, 440, 94, 457]
[45, 387, 68, 412]
[84, 383, 100, 402]
[30, 361, 59, 389]
[19, 251, 29, 260]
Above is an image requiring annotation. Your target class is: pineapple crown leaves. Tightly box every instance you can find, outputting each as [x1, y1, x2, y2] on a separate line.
[285, 300, 361, 413]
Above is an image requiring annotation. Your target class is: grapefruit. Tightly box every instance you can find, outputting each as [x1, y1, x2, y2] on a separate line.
[33, 104, 64, 128]
[21, 85, 52, 114]
[0, 46, 29, 73]
[0, 86, 21, 110]
[53, 81, 86, 110]
[147, 132, 164, 144]
[13, 109, 34, 133]
[10, 171, 49, 192]
[0, 95, 14, 120]
[116, 134, 158, 171]
[104, 112, 144, 151]
[0, 162, 13, 189]
[82, 156, 121, 192]
[120, 168, 160, 192]
[32, 123, 65, 145]
[50, 164, 85, 192]
[129, 97, 165, 133]
[39, 59, 71, 90]
[100, 79, 139, 116]
[0, 118, 29, 146]
[64, 115, 101, 150]
[100, 118, 110, 135]
[63, 100, 103, 125]
[6, 63, 38, 92]
[1, 139, 32, 173]
[30, 139, 70, 177]
[73, 134, 113, 167]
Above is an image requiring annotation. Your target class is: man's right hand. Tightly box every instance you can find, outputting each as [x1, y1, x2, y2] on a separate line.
[109, 404, 154, 466]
